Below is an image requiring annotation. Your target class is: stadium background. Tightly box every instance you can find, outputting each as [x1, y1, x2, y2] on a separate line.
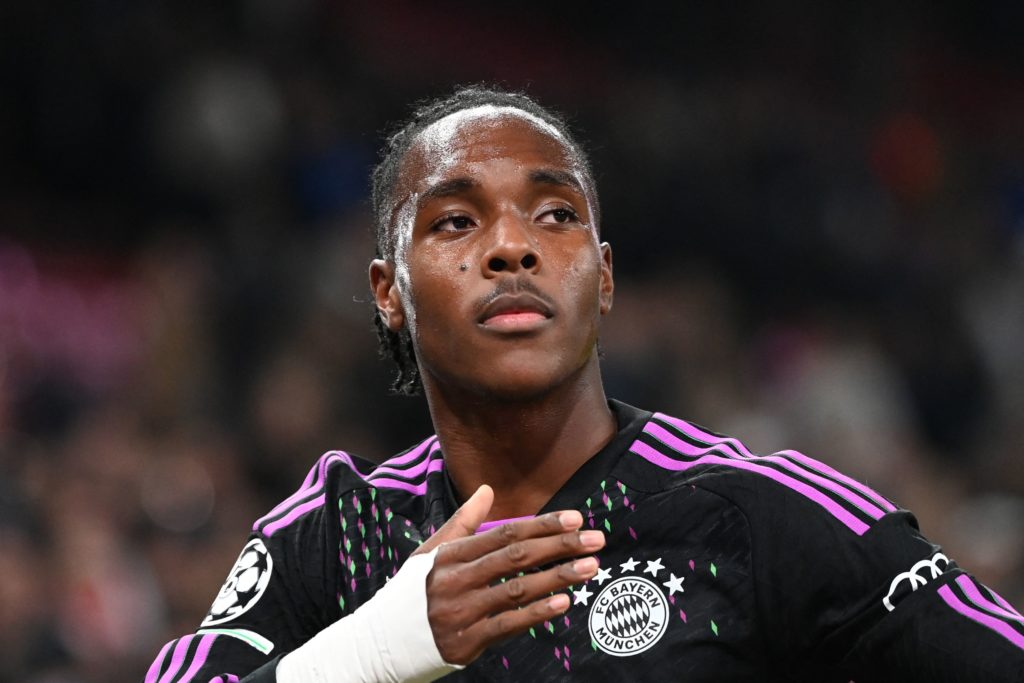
[2, 2, 1023, 681]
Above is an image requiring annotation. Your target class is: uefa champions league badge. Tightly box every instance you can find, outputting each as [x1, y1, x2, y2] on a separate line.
[572, 556, 685, 657]
[202, 538, 274, 627]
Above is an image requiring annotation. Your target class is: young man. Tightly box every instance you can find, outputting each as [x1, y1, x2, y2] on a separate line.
[146, 87, 1024, 682]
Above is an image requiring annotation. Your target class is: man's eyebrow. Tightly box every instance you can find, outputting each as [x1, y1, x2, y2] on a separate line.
[529, 168, 584, 194]
[418, 177, 479, 205]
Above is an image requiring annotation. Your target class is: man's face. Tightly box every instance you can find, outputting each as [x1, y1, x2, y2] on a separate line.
[374, 108, 613, 400]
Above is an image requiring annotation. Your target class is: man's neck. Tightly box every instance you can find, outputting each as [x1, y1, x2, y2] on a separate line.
[423, 356, 616, 521]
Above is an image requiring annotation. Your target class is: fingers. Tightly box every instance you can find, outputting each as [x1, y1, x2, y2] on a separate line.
[435, 509, 587, 565]
[434, 557, 601, 663]
[422, 507, 606, 666]
[462, 526, 605, 587]
[477, 555, 600, 615]
[416, 485, 494, 555]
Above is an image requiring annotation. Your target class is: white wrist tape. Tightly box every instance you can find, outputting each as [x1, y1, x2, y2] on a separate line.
[276, 548, 462, 683]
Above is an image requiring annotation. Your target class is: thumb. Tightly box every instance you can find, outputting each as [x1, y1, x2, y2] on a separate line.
[415, 484, 493, 555]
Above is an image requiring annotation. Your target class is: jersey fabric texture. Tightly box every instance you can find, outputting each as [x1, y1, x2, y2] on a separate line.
[145, 401, 1024, 682]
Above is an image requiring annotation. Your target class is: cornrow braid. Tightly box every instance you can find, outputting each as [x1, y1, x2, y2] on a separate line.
[369, 85, 598, 395]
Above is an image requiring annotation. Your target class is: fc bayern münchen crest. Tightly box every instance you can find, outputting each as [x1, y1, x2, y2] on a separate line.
[577, 556, 684, 657]
[201, 538, 273, 627]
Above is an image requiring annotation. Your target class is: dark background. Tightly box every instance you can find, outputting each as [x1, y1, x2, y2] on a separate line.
[2, 2, 1023, 681]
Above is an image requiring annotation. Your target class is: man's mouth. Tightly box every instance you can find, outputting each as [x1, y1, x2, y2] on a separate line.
[477, 293, 553, 330]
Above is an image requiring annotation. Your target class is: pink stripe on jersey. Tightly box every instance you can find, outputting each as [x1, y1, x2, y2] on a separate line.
[177, 633, 217, 682]
[938, 584, 1024, 651]
[644, 422, 888, 521]
[210, 677, 240, 683]
[255, 439, 439, 534]
[629, 439, 871, 535]
[377, 435, 438, 468]
[369, 459, 446, 495]
[478, 515, 534, 533]
[955, 575, 1024, 623]
[990, 588, 1024, 620]
[258, 440, 445, 536]
[145, 639, 174, 683]
[654, 414, 896, 513]
[656, 413, 757, 457]
[157, 635, 193, 683]
[263, 494, 326, 537]
[369, 440, 442, 479]
[254, 451, 349, 532]
[775, 449, 896, 512]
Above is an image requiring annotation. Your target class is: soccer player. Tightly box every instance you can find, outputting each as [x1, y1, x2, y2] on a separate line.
[145, 87, 1024, 682]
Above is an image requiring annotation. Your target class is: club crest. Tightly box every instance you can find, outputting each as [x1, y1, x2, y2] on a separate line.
[575, 556, 684, 657]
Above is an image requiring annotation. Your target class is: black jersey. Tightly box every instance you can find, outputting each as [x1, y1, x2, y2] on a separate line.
[145, 401, 1024, 682]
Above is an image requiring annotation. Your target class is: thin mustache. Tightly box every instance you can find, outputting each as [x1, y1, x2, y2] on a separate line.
[475, 278, 555, 312]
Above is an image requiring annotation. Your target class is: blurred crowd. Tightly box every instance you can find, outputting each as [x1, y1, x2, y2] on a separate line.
[2, 2, 1024, 681]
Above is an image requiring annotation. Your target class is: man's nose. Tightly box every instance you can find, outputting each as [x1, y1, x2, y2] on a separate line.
[480, 215, 541, 276]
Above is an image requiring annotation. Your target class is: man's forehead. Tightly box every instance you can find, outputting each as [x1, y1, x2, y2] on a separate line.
[415, 105, 566, 155]
[397, 107, 581, 194]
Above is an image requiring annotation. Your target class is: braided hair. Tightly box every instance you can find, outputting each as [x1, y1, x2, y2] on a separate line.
[369, 85, 598, 395]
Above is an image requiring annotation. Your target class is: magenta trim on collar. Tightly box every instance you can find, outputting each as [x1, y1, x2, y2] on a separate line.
[476, 515, 535, 534]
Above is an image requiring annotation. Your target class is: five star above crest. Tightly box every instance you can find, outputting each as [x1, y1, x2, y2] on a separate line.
[663, 573, 685, 596]
[619, 557, 640, 572]
[593, 566, 612, 585]
[573, 583, 594, 606]
[644, 557, 665, 577]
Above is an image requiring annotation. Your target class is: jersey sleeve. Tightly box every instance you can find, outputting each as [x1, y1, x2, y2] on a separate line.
[143, 452, 353, 683]
[728, 459, 1024, 681]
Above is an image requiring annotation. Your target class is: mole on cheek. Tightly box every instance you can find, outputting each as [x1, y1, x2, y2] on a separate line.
[459, 263, 468, 272]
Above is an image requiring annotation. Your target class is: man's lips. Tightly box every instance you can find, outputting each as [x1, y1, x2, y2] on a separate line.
[477, 293, 554, 329]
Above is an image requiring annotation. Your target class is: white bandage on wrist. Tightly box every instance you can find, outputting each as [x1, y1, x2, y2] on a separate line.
[276, 548, 462, 683]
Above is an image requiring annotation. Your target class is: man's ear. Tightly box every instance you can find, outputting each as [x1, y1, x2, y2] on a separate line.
[369, 259, 406, 332]
[598, 242, 614, 315]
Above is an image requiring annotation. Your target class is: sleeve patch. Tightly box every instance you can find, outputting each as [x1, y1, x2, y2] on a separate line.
[201, 538, 274, 627]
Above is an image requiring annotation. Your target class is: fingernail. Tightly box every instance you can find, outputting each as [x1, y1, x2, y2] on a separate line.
[580, 530, 604, 549]
[574, 557, 598, 575]
[548, 594, 570, 612]
[559, 510, 583, 529]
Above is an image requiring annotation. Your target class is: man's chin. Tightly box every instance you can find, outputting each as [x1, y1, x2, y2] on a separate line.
[429, 358, 593, 404]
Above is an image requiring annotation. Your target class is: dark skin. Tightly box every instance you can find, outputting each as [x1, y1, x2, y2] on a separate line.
[370, 111, 615, 665]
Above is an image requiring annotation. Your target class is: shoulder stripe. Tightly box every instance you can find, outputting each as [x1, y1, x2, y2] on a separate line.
[367, 439, 442, 484]
[654, 413, 896, 513]
[986, 583, 1024, 620]
[645, 420, 889, 521]
[368, 456, 445, 495]
[255, 437, 445, 536]
[938, 583, 1024, 651]
[254, 449, 368, 533]
[375, 435, 439, 469]
[262, 493, 326, 536]
[629, 438, 871, 535]
[955, 576, 1024, 624]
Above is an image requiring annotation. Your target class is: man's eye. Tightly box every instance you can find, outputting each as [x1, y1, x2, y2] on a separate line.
[540, 208, 579, 224]
[434, 215, 474, 232]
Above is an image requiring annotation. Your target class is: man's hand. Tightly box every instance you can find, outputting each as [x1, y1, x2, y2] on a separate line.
[413, 485, 604, 666]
